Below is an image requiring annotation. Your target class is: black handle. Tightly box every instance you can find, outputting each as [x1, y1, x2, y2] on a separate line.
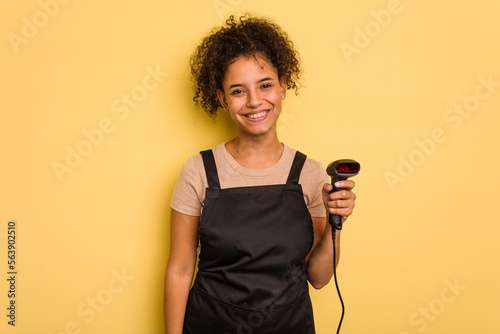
[329, 177, 346, 230]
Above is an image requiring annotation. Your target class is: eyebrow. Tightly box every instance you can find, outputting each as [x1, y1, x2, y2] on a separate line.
[228, 77, 274, 90]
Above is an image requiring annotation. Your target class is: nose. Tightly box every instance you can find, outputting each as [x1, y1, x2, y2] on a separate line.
[246, 89, 262, 108]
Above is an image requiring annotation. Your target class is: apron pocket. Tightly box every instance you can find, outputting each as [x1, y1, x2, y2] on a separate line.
[183, 286, 315, 334]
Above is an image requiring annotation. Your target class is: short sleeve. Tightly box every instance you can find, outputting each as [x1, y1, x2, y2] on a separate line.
[170, 154, 206, 217]
[300, 158, 330, 218]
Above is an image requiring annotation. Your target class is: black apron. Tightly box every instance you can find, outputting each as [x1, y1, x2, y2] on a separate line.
[183, 149, 316, 334]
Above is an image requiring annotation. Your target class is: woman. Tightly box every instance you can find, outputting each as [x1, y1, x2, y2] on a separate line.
[164, 15, 356, 334]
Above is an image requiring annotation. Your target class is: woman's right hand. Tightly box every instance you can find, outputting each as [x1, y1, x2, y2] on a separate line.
[164, 210, 199, 334]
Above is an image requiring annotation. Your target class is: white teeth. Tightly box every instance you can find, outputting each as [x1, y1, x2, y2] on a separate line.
[247, 111, 268, 119]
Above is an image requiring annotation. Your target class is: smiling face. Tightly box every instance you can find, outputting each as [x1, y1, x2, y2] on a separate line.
[217, 55, 286, 139]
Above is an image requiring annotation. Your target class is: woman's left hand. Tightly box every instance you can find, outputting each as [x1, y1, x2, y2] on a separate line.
[322, 180, 356, 223]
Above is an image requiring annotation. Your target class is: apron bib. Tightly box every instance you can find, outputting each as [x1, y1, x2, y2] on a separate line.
[183, 149, 316, 334]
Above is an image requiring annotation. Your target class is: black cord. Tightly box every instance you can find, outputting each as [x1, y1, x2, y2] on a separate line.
[332, 227, 345, 334]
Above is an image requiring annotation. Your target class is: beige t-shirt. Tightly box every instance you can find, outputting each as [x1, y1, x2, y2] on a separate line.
[170, 142, 330, 218]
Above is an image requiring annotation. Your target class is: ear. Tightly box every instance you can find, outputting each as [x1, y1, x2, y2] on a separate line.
[279, 77, 287, 100]
[217, 89, 228, 111]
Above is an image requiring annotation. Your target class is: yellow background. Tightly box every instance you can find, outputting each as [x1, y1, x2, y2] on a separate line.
[1, 0, 499, 333]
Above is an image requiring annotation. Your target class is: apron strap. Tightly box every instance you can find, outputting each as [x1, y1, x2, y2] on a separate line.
[201, 149, 306, 187]
[286, 151, 307, 184]
[200, 150, 220, 189]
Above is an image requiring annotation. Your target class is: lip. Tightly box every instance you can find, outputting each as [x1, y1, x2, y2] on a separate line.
[243, 109, 270, 122]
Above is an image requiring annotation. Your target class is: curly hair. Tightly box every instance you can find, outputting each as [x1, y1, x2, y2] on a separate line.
[189, 14, 302, 119]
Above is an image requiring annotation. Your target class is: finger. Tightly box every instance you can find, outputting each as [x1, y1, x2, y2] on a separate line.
[323, 183, 333, 193]
[334, 180, 355, 190]
[327, 199, 354, 212]
[329, 190, 357, 201]
[327, 198, 355, 210]
[328, 206, 354, 217]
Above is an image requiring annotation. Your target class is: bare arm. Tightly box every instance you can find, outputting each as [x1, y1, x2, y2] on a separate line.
[164, 209, 199, 334]
[305, 180, 356, 289]
[305, 217, 337, 289]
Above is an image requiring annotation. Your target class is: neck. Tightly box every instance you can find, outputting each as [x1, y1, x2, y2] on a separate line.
[226, 131, 283, 169]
